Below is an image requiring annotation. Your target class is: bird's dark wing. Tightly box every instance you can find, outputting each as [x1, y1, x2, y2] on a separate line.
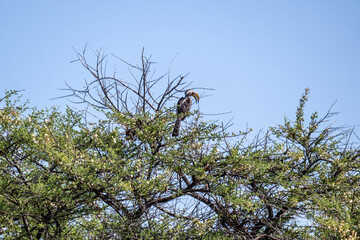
[173, 95, 193, 137]
[178, 97, 192, 120]
[176, 97, 185, 115]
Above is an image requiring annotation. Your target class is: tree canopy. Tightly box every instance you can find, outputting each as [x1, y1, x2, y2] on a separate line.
[0, 49, 359, 239]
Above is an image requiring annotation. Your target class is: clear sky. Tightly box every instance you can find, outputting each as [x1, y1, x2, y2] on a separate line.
[1, 1, 359, 132]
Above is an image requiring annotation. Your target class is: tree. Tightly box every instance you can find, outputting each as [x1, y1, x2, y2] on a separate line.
[0, 48, 359, 239]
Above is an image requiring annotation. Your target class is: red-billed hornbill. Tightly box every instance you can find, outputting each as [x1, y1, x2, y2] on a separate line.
[172, 89, 200, 137]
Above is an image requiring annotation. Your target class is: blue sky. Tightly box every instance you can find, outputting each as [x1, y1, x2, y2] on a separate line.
[1, 1, 359, 132]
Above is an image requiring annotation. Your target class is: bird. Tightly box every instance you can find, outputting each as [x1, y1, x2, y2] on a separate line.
[125, 119, 143, 141]
[172, 89, 200, 137]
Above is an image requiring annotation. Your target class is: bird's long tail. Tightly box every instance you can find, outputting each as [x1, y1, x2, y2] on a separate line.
[172, 119, 181, 137]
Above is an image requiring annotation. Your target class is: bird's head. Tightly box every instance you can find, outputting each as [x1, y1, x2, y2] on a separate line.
[185, 89, 200, 103]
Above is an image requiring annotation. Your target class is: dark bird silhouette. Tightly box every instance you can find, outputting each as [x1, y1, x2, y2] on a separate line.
[172, 90, 200, 137]
[125, 119, 143, 141]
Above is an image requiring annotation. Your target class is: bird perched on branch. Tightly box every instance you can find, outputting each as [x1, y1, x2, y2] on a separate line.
[125, 119, 143, 141]
[172, 89, 200, 137]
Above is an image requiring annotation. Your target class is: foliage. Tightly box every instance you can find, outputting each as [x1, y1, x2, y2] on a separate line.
[0, 51, 359, 239]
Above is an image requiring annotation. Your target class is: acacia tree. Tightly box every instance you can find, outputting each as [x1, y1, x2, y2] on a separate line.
[0, 48, 359, 239]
